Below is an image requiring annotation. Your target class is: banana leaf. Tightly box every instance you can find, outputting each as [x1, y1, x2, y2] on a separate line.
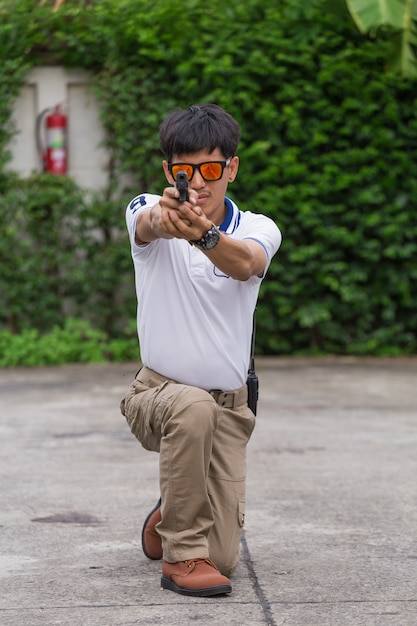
[346, 0, 417, 76]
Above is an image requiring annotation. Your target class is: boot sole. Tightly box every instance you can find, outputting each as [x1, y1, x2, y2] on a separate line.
[141, 498, 162, 560]
[161, 576, 232, 597]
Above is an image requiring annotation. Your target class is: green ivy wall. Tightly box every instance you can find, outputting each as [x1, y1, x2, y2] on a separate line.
[0, 0, 416, 363]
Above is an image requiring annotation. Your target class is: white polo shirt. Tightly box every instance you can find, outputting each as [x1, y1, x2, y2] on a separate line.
[126, 194, 281, 391]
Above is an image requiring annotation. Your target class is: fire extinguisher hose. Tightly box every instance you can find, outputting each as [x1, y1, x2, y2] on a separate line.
[35, 108, 51, 172]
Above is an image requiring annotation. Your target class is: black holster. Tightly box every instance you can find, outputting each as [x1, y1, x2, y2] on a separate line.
[246, 369, 259, 416]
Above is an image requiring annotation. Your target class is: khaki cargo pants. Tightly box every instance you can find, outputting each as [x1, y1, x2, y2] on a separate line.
[120, 366, 256, 577]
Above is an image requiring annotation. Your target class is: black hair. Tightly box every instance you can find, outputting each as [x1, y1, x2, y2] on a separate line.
[159, 103, 240, 161]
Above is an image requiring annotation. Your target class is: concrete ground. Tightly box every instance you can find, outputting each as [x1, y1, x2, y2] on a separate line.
[0, 357, 416, 626]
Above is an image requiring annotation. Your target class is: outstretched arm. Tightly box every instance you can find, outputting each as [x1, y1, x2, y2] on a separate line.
[135, 187, 267, 281]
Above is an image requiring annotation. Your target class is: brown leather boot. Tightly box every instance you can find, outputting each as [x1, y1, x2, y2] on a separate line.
[161, 558, 232, 597]
[141, 499, 162, 560]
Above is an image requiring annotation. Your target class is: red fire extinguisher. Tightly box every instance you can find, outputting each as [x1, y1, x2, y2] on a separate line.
[36, 104, 68, 175]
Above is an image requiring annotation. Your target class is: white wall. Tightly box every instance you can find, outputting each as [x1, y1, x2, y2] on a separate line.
[8, 66, 109, 191]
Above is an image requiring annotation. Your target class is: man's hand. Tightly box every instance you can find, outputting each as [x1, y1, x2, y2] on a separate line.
[157, 186, 211, 241]
[135, 187, 209, 245]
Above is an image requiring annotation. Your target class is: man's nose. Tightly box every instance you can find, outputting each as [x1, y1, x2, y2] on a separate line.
[190, 170, 206, 189]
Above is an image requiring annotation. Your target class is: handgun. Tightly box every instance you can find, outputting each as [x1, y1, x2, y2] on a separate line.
[175, 170, 189, 202]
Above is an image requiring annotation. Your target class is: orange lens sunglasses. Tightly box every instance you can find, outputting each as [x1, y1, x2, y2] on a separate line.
[168, 158, 232, 182]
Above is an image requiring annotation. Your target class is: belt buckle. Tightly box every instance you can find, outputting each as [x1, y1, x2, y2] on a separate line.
[209, 389, 224, 405]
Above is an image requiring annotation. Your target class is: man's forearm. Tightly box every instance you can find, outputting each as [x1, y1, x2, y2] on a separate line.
[135, 206, 173, 245]
[202, 236, 266, 281]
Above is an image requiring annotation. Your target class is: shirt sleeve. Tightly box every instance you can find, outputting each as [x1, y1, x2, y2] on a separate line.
[125, 193, 161, 247]
[240, 212, 282, 272]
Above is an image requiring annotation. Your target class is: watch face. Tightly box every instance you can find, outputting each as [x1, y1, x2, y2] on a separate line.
[193, 224, 220, 250]
[203, 227, 220, 249]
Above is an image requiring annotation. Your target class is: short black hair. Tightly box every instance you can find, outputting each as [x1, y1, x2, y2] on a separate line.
[159, 103, 240, 161]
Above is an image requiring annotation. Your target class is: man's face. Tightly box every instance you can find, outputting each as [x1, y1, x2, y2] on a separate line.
[163, 148, 239, 225]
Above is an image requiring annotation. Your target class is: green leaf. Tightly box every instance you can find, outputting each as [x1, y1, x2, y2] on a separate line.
[346, 0, 417, 76]
[346, 0, 414, 30]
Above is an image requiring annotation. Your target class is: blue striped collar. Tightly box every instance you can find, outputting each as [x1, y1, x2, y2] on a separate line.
[219, 197, 241, 233]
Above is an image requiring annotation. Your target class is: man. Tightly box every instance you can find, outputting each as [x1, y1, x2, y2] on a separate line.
[120, 103, 281, 597]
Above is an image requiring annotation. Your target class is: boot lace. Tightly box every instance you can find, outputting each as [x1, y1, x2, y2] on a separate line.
[184, 558, 218, 570]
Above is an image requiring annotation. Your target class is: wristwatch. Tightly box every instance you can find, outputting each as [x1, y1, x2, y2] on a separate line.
[190, 223, 221, 250]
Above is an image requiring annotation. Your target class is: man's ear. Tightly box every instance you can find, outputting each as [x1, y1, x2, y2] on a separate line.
[228, 156, 239, 182]
[162, 160, 174, 185]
